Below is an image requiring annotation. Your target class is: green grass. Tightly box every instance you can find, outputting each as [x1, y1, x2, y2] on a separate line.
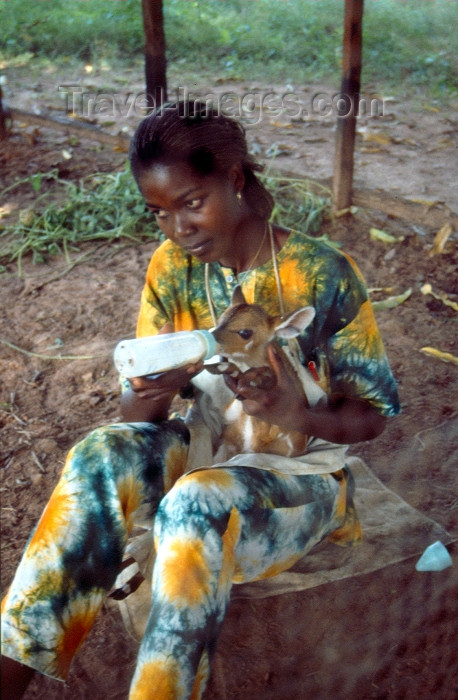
[1, 0, 457, 98]
[0, 168, 159, 274]
[266, 174, 330, 236]
[0, 166, 331, 273]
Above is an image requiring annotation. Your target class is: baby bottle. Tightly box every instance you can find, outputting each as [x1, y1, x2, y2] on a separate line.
[113, 330, 219, 378]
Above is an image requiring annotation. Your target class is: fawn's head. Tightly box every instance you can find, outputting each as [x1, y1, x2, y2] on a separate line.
[212, 286, 315, 367]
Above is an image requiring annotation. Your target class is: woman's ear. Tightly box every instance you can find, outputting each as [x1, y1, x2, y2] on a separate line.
[228, 162, 245, 194]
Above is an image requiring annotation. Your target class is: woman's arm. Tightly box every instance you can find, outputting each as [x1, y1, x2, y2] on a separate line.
[286, 394, 386, 444]
[120, 385, 173, 423]
[119, 322, 203, 423]
[226, 345, 387, 445]
[120, 363, 203, 423]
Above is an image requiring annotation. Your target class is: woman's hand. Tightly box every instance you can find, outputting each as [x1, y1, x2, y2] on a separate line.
[225, 344, 387, 444]
[224, 344, 308, 429]
[120, 323, 203, 423]
[129, 364, 202, 401]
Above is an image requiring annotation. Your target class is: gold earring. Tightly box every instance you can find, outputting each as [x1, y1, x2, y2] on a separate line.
[236, 191, 242, 207]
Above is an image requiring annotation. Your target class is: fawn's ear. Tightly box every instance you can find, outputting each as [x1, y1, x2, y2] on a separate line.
[273, 307, 316, 339]
[231, 285, 247, 307]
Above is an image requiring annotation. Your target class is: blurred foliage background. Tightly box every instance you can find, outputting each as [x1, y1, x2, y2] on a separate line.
[1, 0, 457, 99]
[1, 0, 456, 270]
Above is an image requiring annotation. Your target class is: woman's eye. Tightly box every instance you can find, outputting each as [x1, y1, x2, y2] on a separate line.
[186, 198, 202, 210]
[149, 208, 168, 220]
[238, 329, 253, 340]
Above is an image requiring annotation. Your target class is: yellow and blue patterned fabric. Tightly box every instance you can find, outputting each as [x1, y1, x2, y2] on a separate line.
[2, 423, 353, 699]
[137, 230, 400, 418]
[1, 230, 399, 699]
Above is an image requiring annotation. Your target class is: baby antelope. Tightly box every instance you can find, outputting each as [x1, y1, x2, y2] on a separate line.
[203, 286, 327, 458]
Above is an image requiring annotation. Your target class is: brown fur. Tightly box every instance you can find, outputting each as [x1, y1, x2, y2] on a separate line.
[207, 287, 319, 458]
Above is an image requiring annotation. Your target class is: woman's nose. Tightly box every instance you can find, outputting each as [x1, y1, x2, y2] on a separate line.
[174, 212, 194, 237]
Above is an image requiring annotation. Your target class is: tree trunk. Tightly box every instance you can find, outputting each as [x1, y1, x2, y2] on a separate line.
[0, 86, 6, 141]
[332, 0, 364, 212]
[142, 0, 167, 110]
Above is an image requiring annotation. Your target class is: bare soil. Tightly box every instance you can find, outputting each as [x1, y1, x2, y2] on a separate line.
[1, 68, 457, 698]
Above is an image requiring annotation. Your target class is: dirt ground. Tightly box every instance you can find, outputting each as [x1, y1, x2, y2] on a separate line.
[2, 63, 458, 211]
[1, 69, 457, 698]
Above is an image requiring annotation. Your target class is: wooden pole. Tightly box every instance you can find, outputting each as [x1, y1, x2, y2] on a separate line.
[332, 0, 364, 212]
[142, 0, 167, 110]
[0, 86, 6, 141]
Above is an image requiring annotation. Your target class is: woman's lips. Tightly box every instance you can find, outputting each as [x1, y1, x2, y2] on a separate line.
[185, 239, 212, 257]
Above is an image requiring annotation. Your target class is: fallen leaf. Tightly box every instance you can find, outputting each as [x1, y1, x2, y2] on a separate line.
[269, 120, 293, 128]
[372, 288, 412, 310]
[334, 205, 359, 218]
[420, 347, 458, 365]
[433, 138, 455, 149]
[370, 227, 403, 244]
[429, 222, 453, 256]
[362, 130, 391, 145]
[392, 137, 421, 148]
[410, 197, 439, 207]
[360, 146, 384, 153]
[420, 283, 458, 311]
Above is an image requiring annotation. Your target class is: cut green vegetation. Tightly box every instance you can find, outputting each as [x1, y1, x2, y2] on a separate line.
[1, 0, 456, 99]
[0, 168, 158, 275]
[0, 166, 331, 275]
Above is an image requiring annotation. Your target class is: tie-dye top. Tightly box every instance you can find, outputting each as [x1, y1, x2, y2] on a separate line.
[136, 229, 400, 418]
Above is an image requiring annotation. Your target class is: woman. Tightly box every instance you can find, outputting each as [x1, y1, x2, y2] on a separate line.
[1, 101, 400, 700]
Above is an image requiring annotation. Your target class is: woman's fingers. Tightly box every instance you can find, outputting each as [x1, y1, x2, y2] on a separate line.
[129, 362, 203, 399]
[158, 322, 174, 335]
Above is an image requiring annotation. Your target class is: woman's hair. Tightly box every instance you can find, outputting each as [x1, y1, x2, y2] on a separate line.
[129, 100, 274, 219]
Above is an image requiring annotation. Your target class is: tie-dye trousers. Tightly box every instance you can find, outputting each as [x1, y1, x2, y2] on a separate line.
[1, 420, 354, 699]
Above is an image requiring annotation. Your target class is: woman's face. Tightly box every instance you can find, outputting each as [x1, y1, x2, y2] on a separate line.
[137, 160, 244, 265]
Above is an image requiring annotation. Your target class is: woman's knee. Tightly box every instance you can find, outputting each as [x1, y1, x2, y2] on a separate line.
[155, 470, 234, 540]
[69, 421, 189, 476]
[72, 423, 141, 458]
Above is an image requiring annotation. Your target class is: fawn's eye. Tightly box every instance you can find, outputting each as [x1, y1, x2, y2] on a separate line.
[238, 329, 253, 340]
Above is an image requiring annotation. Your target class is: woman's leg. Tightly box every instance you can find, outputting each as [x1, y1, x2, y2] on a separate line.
[130, 465, 352, 700]
[1, 420, 189, 689]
